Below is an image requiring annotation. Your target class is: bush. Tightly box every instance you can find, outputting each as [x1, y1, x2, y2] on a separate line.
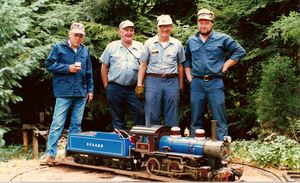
[231, 135, 300, 170]
[255, 55, 299, 134]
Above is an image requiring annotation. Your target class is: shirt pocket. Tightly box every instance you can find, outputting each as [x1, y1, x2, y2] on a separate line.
[206, 46, 224, 60]
[149, 49, 160, 64]
[164, 49, 178, 66]
[110, 53, 124, 65]
[79, 55, 87, 70]
[190, 46, 201, 60]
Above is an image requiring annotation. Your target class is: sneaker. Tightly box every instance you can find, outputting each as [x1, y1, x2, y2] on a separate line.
[40, 155, 56, 166]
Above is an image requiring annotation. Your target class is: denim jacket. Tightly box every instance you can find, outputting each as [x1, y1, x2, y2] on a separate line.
[45, 40, 94, 97]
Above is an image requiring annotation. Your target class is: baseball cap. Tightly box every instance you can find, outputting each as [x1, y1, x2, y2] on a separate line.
[119, 20, 134, 29]
[70, 22, 85, 35]
[157, 15, 173, 26]
[197, 8, 214, 21]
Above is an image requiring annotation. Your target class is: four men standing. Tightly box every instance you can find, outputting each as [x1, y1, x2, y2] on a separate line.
[44, 9, 246, 163]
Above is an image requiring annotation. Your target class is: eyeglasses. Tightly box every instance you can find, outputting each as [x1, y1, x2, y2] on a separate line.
[73, 33, 84, 38]
[158, 25, 172, 29]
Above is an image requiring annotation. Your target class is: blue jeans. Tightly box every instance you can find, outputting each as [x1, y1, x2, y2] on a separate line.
[106, 82, 144, 130]
[46, 97, 87, 157]
[190, 78, 227, 140]
[144, 76, 180, 127]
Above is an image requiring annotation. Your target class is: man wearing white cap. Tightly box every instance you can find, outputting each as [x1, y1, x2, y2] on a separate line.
[184, 9, 246, 140]
[136, 15, 185, 127]
[41, 22, 94, 165]
[100, 20, 144, 130]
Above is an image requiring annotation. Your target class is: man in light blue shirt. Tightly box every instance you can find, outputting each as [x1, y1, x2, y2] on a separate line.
[137, 15, 185, 127]
[100, 20, 144, 130]
[184, 9, 246, 140]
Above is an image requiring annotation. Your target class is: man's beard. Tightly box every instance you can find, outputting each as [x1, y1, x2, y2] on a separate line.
[200, 28, 212, 36]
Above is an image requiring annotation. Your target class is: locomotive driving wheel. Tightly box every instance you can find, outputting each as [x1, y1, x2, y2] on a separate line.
[167, 160, 183, 178]
[146, 157, 160, 175]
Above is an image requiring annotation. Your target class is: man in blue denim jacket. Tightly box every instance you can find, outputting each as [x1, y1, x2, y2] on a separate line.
[41, 22, 94, 165]
[184, 9, 246, 140]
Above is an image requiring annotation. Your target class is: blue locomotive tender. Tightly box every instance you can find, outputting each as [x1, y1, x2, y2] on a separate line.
[66, 125, 242, 181]
[68, 131, 133, 157]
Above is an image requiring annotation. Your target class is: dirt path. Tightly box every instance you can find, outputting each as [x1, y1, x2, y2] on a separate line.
[0, 159, 287, 182]
[0, 159, 139, 182]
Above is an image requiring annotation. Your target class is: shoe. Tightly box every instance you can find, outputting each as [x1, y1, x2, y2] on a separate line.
[40, 155, 56, 166]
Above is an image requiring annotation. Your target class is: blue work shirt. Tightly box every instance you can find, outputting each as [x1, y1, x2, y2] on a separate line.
[100, 40, 143, 86]
[140, 35, 185, 74]
[45, 40, 94, 97]
[183, 31, 246, 76]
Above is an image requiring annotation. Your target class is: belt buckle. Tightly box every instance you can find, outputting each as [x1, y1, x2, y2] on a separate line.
[162, 74, 167, 78]
[204, 75, 210, 81]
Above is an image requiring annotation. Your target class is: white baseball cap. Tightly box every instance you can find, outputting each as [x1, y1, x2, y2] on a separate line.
[119, 20, 134, 29]
[157, 15, 173, 26]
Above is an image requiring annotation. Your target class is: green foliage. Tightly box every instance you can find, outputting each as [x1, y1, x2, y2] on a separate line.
[266, 11, 300, 44]
[172, 22, 196, 44]
[255, 55, 299, 131]
[231, 136, 300, 170]
[84, 22, 119, 59]
[0, 128, 6, 147]
[0, 145, 33, 162]
[0, 0, 32, 109]
[82, 0, 156, 25]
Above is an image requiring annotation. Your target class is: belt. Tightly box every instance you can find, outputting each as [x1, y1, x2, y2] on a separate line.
[147, 73, 178, 78]
[108, 82, 136, 90]
[193, 75, 222, 81]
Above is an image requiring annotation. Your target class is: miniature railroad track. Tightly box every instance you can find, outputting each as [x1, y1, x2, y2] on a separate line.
[56, 159, 183, 182]
[283, 171, 300, 182]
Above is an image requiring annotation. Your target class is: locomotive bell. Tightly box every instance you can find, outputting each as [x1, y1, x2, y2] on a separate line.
[184, 127, 190, 137]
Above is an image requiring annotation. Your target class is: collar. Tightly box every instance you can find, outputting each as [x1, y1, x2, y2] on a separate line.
[194, 30, 216, 40]
[62, 40, 82, 50]
[119, 40, 139, 50]
[153, 35, 176, 44]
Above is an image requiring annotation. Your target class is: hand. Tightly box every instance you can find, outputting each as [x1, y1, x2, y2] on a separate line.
[135, 85, 144, 101]
[87, 93, 93, 102]
[69, 64, 81, 73]
[186, 75, 193, 83]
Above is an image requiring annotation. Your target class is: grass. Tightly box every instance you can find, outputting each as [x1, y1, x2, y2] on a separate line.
[0, 145, 35, 162]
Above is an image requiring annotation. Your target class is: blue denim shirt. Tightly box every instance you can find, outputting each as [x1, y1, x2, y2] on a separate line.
[45, 40, 94, 97]
[100, 40, 143, 86]
[140, 35, 185, 74]
[183, 31, 246, 76]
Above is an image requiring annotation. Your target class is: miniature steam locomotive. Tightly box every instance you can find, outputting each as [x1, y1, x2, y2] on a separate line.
[66, 125, 242, 181]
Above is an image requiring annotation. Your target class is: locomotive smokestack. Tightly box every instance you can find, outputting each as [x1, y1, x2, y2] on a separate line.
[211, 120, 217, 141]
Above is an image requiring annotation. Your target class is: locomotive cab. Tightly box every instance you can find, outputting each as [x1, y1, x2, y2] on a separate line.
[130, 125, 170, 152]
